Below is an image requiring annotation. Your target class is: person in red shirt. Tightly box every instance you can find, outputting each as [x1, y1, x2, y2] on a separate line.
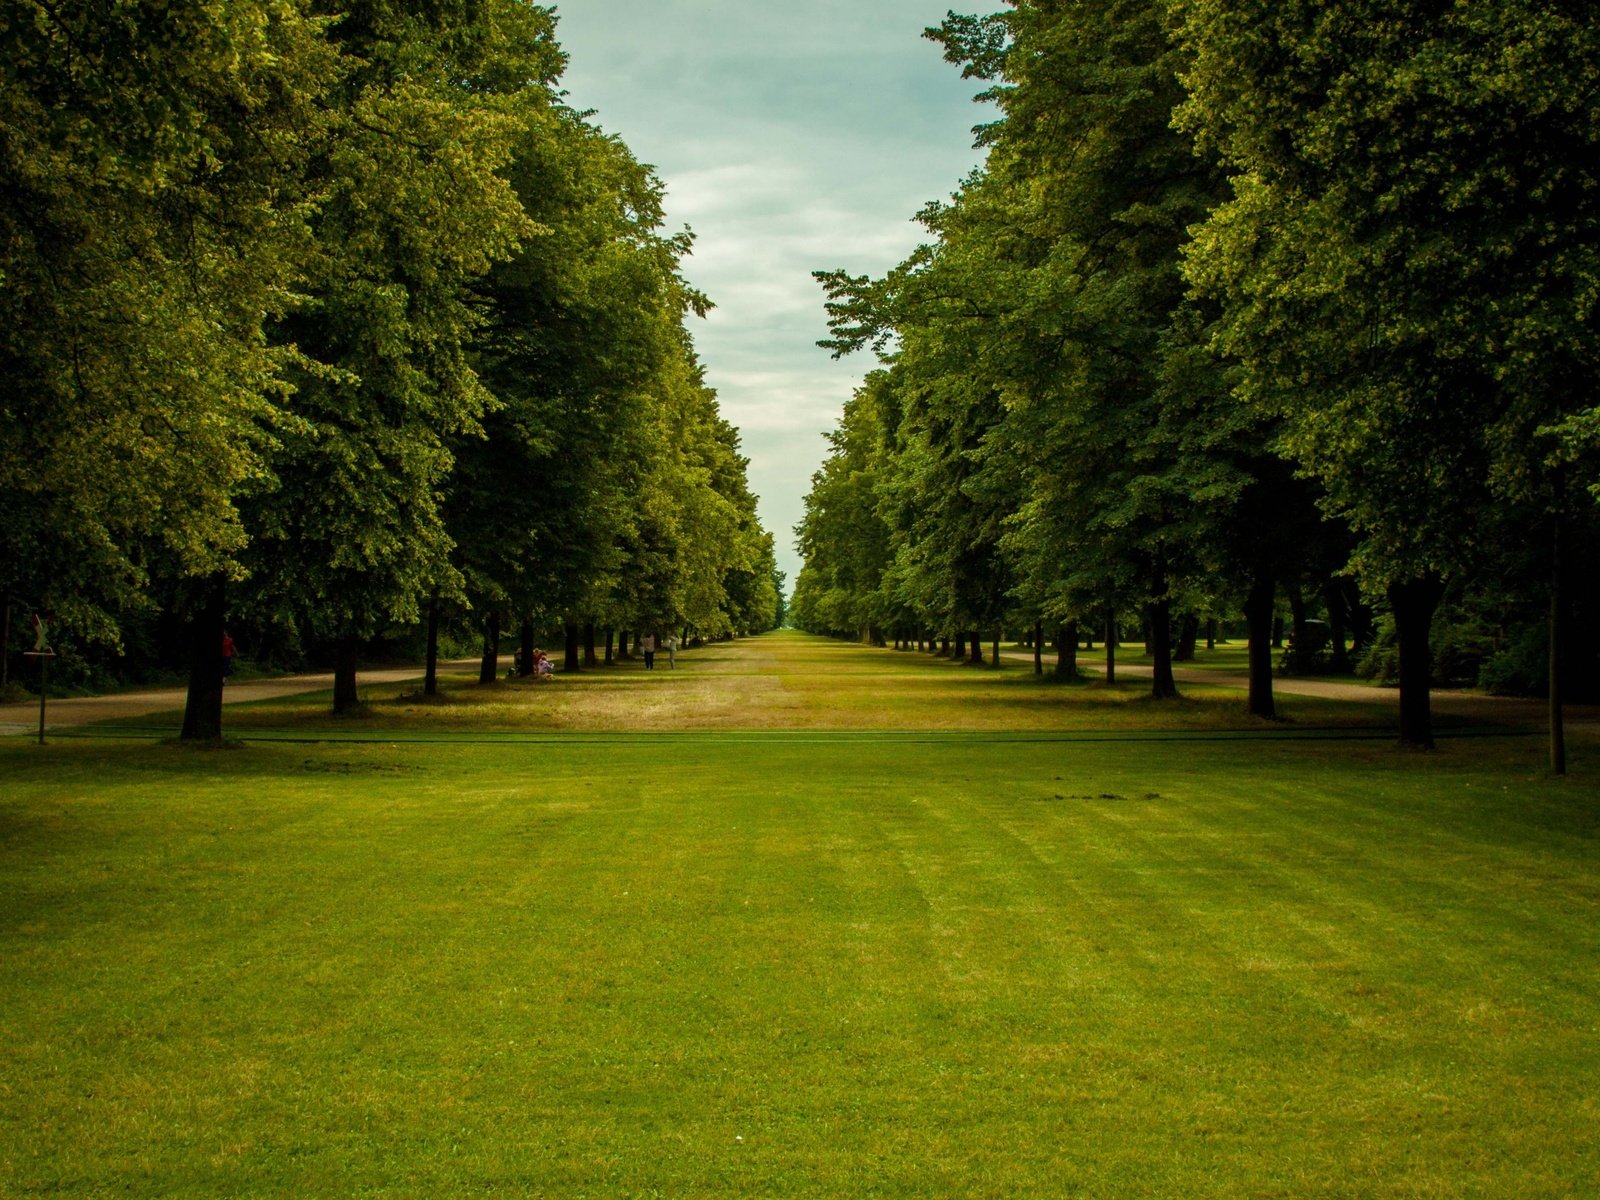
[221, 629, 237, 683]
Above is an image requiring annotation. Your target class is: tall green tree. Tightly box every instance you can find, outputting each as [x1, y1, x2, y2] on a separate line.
[0, 0, 334, 668]
[1176, 0, 1600, 749]
[241, 0, 558, 714]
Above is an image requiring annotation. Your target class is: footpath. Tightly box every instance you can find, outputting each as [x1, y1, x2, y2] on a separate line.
[0, 660, 475, 737]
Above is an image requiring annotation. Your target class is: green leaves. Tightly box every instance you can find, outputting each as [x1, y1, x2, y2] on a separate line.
[2, 0, 779, 664]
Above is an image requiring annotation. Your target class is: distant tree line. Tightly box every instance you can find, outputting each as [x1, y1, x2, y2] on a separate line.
[792, 0, 1598, 764]
[0, 0, 783, 734]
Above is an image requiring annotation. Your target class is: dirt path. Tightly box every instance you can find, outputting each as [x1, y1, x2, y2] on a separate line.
[0, 660, 478, 737]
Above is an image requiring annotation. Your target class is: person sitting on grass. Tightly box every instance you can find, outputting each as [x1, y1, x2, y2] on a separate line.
[533, 648, 554, 679]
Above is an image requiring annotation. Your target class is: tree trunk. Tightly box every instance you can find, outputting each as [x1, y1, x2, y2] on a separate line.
[1324, 582, 1352, 673]
[180, 575, 226, 741]
[604, 628, 615, 666]
[1104, 612, 1117, 685]
[1389, 576, 1444, 750]
[1550, 507, 1566, 776]
[1174, 614, 1199, 663]
[519, 620, 535, 678]
[1148, 596, 1179, 700]
[618, 630, 631, 659]
[583, 622, 598, 667]
[953, 633, 966, 659]
[1343, 582, 1375, 656]
[333, 635, 360, 714]
[1033, 622, 1043, 675]
[1, 598, 10, 688]
[478, 612, 500, 684]
[424, 596, 440, 697]
[1286, 585, 1309, 671]
[1205, 618, 1217, 652]
[991, 631, 1000, 667]
[1056, 621, 1078, 679]
[1245, 572, 1276, 720]
[563, 622, 581, 672]
[969, 632, 983, 664]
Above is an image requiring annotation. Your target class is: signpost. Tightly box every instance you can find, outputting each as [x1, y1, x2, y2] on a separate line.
[23, 613, 53, 746]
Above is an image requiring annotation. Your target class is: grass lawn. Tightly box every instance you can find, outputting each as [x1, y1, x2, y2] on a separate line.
[2, 632, 1596, 1197]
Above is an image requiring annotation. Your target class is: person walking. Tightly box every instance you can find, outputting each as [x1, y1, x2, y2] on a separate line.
[221, 628, 237, 685]
[666, 634, 677, 670]
[640, 633, 656, 670]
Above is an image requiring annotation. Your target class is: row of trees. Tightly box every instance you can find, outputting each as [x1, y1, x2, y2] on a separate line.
[1, 0, 781, 736]
[792, 0, 1598, 761]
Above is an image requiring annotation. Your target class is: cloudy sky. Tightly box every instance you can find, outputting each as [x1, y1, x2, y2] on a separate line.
[551, 1, 990, 589]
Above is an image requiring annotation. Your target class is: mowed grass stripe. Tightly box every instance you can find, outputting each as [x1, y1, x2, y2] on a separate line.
[1, 635, 1596, 1197]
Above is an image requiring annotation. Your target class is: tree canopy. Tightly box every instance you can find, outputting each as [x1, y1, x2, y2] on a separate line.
[794, 0, 1599, 754]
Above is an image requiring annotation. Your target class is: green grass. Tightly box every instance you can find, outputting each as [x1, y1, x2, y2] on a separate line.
[100, 631, 1399, 737]
[3, 632, 1596, 1197]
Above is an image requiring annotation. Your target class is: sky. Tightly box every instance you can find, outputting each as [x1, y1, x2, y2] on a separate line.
[550, 0, 990, 592]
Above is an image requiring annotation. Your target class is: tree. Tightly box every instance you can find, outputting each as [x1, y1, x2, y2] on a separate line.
[242, 0, 558, 714]
[0, 0, 336, 738]
[1176, 0, 1600, 750]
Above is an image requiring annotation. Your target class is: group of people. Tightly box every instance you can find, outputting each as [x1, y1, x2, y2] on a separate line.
[637, 634, 676, 670]
[512, 647, 555, 679]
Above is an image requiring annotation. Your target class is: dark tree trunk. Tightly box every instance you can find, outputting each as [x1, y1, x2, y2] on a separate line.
[1550, 507, 1566, 775]
[1174, 614, 1200, 663]
[1245, 572, 1276, 720]
[519, 620, 535, 678]
[1104, 612, 1117, 685]
[604, 628, 615, 666]
[1148, 596, 1179, 700]
[969, 632, 983, 664]
[180, 575, 227, 741]
[333, 635, 360, 714]
[953, 633, 966, 659]
[991, 632, 1000, 667]
[563, 622, 581, 673]
[583, 622, 598, 667]
[1389, 576, 1444, 750]
[1272, 616, 1284, 649]
[1033, 622, 1043, 675]
[1343, 582, 1375, 656]
[618, 630, 630, 659]
[424, 596, 440, 697]
[1056, 621, 1078, 679]
[1324, 582, 1352, 673]
[1287, 586, 1309, 670]
[479, 612, 500, 684]
[1205, 618, 1217, 652]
